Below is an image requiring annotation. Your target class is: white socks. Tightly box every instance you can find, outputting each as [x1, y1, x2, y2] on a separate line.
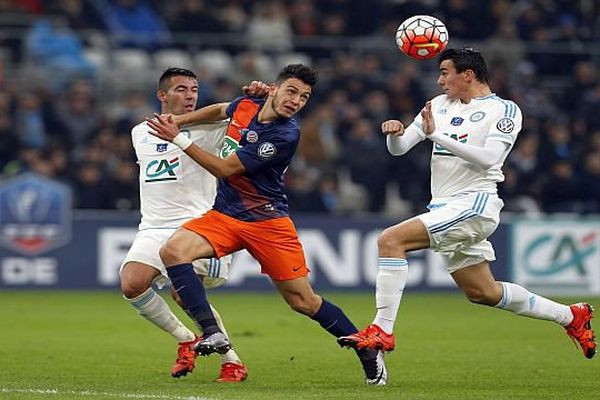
[494, 282, 574, 326]
[127, 288, 196, 342]
[373, 258, 409, 334]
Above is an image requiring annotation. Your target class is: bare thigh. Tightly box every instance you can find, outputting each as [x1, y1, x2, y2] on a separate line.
[160, 227, 217, 266]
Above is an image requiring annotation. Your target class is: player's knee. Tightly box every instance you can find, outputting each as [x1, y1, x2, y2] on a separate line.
[463, 287, 498, 306]
[159, 240, 183, 266]
[120, 277, 150, 299]
[378, 228, 405, 254]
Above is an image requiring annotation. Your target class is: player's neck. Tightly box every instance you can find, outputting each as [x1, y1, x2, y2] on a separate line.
[459, 84, 491, 104]
[257, 99, 279, 124]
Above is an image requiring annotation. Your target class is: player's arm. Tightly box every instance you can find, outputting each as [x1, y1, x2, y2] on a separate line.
[172, 81, 269, 127]
[146, 113, 245, 178]
[172, 103, 230, 127]
[383, 119, 424, 156]
[420, 101, 508, 169]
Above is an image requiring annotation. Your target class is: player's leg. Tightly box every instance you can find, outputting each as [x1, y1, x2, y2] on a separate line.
[170, 278, 247, 382]
[121, 261, 196, 342]
[452, 262, 596, 358]
[273, 277, 386, 385]
[339, 217, 429, 352]
[161, 212, 242, 356]
[120, 261, 200, 378]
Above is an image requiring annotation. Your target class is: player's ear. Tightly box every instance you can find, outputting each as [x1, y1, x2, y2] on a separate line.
[157, 89, 167, 102]
[268, 83, 277, 96]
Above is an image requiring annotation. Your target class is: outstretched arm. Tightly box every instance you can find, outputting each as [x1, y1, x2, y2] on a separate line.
[382, 119, 424, 156]
[420, 101, 508, 169]
[146, 113, 245, 178]
[172, 103, 229, 127]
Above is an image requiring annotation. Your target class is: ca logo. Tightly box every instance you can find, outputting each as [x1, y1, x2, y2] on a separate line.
[523, 233, 597, 276]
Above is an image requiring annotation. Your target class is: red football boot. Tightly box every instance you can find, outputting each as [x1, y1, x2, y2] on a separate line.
[565, 303, 596, 359]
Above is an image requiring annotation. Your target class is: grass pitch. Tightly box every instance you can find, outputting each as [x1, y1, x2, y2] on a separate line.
[0, 291, 598, 400]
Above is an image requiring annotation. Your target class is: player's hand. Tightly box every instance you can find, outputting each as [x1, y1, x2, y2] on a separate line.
[420, 101, 435, 135]
[381, 120, 405, 136]
[146, 113, 179, 141]
[242, 80, 270, 97]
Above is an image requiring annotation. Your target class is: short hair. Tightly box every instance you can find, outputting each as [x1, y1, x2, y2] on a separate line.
[276, 64, 318, 87]
[439, 48, 489, 84]
[158, 68, 197, 91]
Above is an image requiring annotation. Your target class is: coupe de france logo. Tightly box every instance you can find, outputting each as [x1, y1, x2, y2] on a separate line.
[0, 173, 72, 255]
[258, 142, 277, 159]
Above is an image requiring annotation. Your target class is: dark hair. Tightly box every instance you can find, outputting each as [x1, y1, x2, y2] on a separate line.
[277, 64, 318, 87]
[158, 68, 197, 91]
[439, 48, 489, 84]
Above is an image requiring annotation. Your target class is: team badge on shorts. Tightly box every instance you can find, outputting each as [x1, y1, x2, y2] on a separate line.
[258, 142, 277, 159]
[496, 118, 515, 133]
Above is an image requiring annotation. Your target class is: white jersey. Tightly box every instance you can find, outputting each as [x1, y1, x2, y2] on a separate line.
[407, 93, 521, 199]
[131, 120, 228, 230]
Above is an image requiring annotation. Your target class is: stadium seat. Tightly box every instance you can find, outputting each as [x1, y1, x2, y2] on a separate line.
[83, 47, 110, 70]
[112, 48, 153, 70]
[194, 50, 233, 78]
[153, 48, 194, 71]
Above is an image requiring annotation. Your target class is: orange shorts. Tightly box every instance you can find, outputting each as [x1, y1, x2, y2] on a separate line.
[182, 209, 309, 281]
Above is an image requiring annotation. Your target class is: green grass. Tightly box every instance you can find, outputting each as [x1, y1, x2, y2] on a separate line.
[0, 291, 598, 400]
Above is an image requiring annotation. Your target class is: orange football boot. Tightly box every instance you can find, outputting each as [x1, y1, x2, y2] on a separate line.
[338, 324, 395, 352]
[565, 303, 596, 359]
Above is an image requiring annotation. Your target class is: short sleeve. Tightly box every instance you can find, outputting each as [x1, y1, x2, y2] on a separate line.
[486, 100, 522, 147]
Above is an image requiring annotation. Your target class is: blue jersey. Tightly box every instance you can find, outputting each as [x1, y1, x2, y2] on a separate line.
[213, 96, 300, 221]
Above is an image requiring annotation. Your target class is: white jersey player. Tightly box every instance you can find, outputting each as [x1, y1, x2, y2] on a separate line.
[339, 48, 596, 366]
[120, 68, 267, 382]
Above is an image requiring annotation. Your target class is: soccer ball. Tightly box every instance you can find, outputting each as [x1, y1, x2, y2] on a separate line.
[396, 15, 449, 60]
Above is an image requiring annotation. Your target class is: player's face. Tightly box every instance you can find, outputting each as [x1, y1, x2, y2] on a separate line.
[161, 76, 199, 115]
[270, 78, 312, 119]
[437, 60, 467, 100]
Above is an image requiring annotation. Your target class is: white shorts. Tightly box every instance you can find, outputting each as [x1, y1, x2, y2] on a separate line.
[120, 229, 230, 289]
[417, 192, 504, 273]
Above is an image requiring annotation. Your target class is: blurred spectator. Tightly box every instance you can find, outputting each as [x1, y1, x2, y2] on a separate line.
[342, 118, 389, 212]
[539, 159, 582, 213]
[24, 15, 95, 88]
[16, 91, 47, 149]
[72, 161, 109, 208]
[168, 0, 225, 34]
[0, 90, 21, 171]
[106, 159, 138, 210]
[52, 79, 102, 150]
[51, 0, 105, 30]
[580, 152, 600, 213]
[105, 0, 170, 50]
[246, 0, 293, 53]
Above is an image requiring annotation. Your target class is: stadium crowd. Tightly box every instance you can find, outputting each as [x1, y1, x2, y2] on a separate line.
[0, 0, 599, 216]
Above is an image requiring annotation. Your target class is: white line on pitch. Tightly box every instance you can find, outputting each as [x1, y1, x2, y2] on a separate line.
[1, 388, 212, 400]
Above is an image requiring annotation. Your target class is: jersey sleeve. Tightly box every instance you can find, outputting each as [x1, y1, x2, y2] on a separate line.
[235, 130, 299, 173]
[225, 96, 246, 118]
[486, 100, 522, 147]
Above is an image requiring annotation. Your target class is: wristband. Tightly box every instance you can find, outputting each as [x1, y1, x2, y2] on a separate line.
[172, 133, 192, 150]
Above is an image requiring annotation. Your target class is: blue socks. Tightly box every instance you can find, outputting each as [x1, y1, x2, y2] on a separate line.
[311, 298, 358, 337]
[166, 263, 220, 335]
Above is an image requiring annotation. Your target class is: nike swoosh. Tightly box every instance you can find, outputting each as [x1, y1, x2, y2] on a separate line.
[175, 285, 187, 292]
[292, 266, 302, 272]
